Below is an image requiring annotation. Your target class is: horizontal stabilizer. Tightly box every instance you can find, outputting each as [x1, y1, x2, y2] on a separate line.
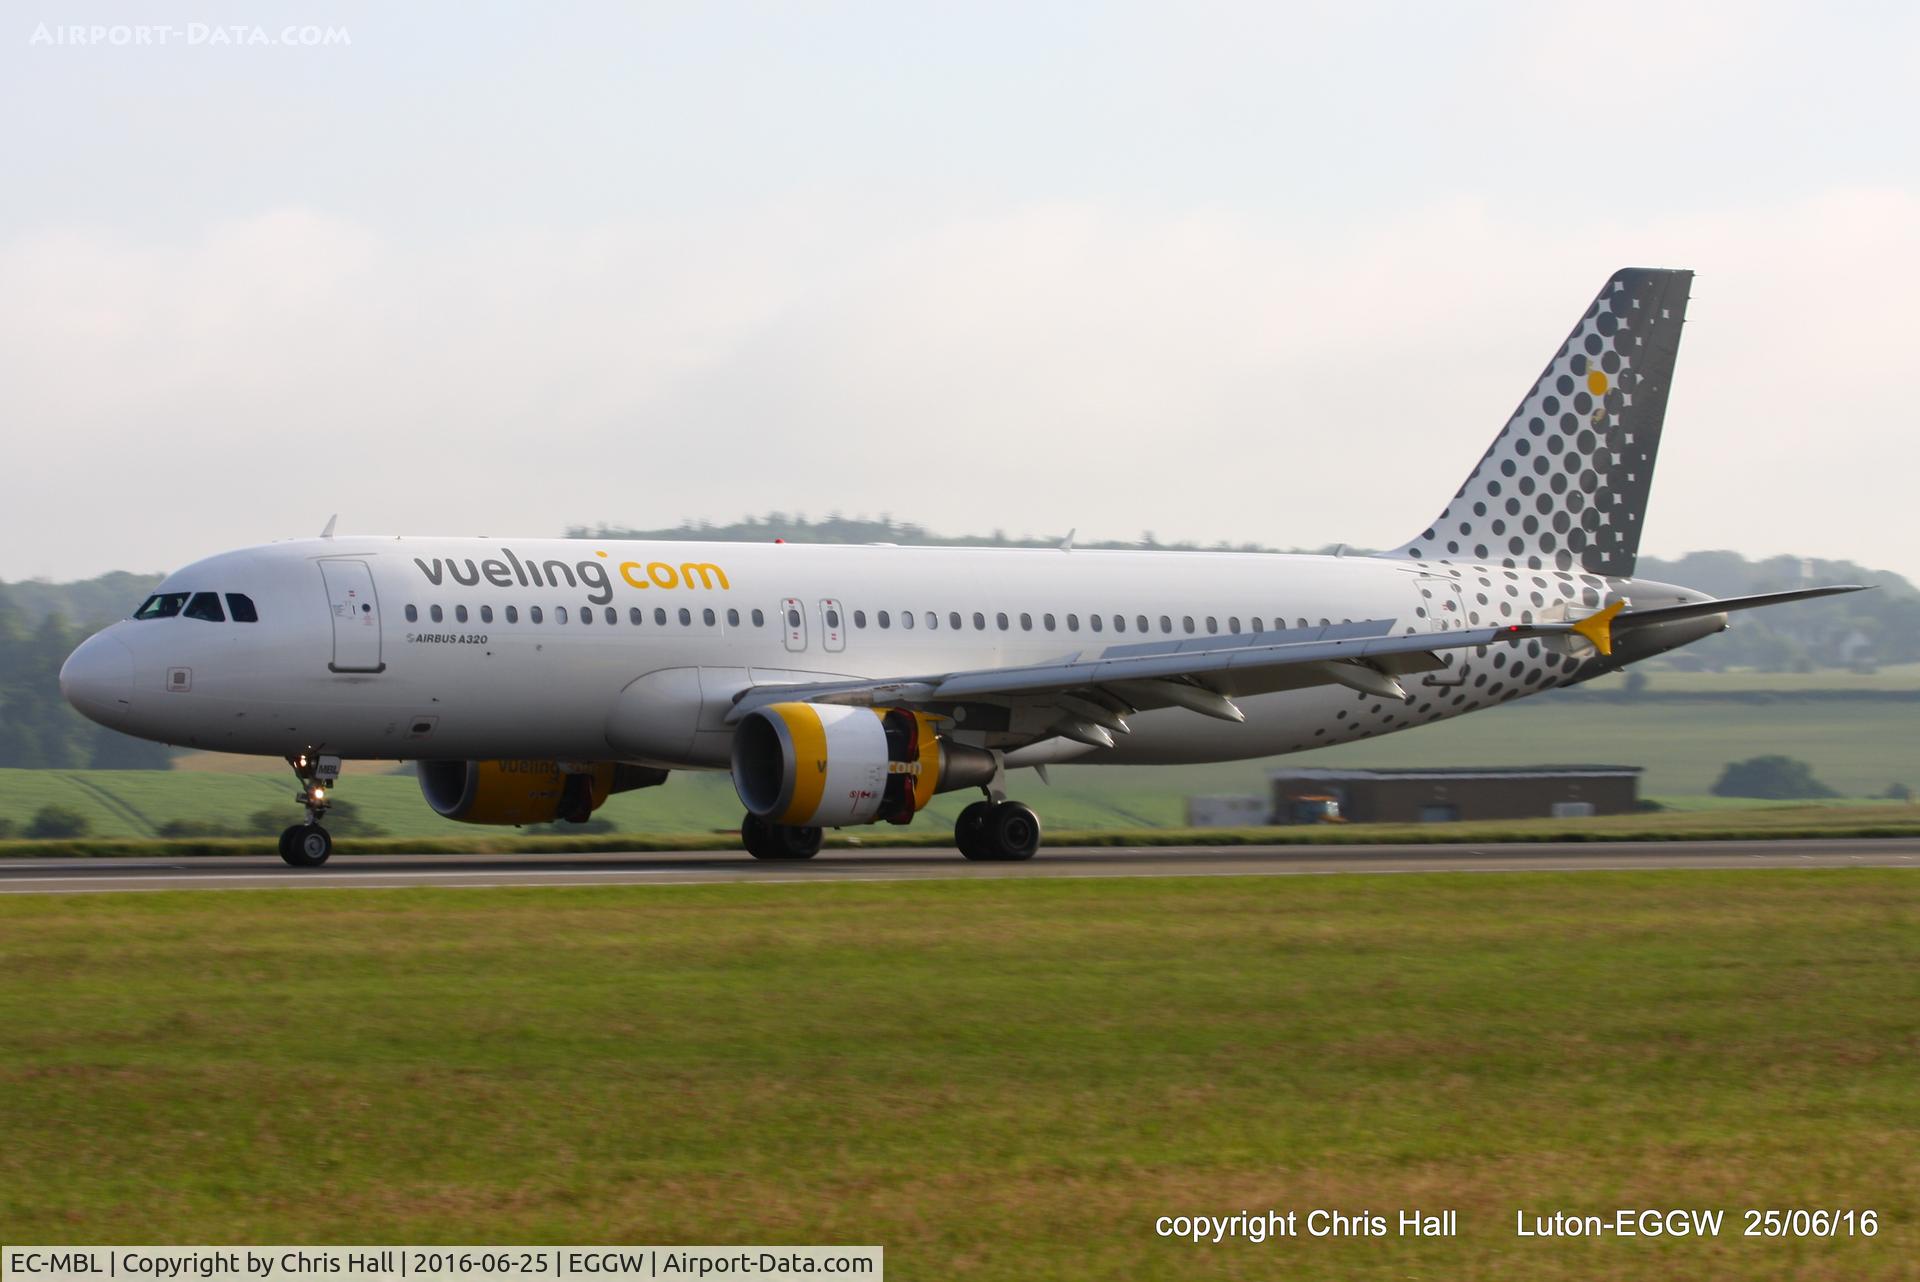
[1617, 585, 1869, 630]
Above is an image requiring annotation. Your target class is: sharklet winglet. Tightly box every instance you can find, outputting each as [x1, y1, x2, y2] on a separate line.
[1571, 600, 1626, 657]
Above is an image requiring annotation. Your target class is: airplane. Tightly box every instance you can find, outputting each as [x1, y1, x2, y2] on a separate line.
[59, 267, 1864, 867]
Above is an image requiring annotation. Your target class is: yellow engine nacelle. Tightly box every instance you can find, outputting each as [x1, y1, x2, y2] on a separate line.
[418, 759, 667, 826]
[731, 702, 996, 828]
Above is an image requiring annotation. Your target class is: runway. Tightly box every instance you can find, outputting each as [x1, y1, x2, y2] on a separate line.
[0, 838, 1914, 894]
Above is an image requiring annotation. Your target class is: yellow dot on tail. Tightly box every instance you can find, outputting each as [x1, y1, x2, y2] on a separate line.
[1587, 370, 1609, 396]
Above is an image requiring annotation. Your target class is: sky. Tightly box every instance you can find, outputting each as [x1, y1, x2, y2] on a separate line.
[3, 0, 1916, 583]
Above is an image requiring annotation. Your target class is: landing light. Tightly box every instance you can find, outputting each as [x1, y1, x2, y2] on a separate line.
[310, 786, 327, 803]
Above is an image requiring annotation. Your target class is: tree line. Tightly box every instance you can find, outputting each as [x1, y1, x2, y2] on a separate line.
[0, 581, 170, 769]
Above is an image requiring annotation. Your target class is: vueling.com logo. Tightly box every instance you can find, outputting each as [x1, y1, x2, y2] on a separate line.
[412, 548, 730, 606]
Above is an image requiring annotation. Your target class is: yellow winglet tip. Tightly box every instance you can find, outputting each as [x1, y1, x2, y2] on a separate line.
[1570, 600, 1626, 657]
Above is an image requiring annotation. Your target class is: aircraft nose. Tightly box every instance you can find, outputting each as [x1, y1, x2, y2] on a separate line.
[60, 631, 134, 727]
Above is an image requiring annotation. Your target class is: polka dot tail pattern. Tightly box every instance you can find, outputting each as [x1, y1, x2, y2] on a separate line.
[1388, 268, 1693, 578]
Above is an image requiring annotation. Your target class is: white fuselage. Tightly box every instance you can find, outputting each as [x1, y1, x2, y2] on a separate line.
[61, 536, 1718, 771]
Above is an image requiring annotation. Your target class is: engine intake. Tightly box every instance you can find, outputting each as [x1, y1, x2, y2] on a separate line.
[732, 702, 995, 828]
[419, 759, 668, 825]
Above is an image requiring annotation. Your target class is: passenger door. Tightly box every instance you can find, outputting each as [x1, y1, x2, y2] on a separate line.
[320, 559, 385, 673]
[1413, 574, 1468, 687]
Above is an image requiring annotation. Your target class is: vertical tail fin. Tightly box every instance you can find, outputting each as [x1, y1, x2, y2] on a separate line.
[1385, 268, 1693, 578]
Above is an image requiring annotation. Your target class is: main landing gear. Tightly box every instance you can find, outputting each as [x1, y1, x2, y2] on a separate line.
[741, 813, 824, 861]
[279, 752, 340, 868]
[954, 799, 1042, 861]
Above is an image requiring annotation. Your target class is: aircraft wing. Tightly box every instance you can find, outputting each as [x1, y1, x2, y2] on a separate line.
[725, 584, 1871, 750]
[726, 616, 1576, 748]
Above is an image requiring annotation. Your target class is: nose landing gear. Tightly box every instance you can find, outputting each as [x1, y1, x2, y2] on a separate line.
[279, 752, 341, 867]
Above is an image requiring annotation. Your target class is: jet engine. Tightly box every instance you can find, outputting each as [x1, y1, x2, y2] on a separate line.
[731, 702, 996, 827]
[419, 759, 668, 826]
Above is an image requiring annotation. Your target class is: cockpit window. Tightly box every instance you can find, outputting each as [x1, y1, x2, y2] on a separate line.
[226, 593, 259, 623]
[183, 592, 226, 622]
[134, 593, 189, 619]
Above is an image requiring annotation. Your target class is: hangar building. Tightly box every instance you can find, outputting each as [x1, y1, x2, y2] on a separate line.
[1267, 765, 1642, 825]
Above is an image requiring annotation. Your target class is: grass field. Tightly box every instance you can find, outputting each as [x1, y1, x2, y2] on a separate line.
[5, 677, 1915, 839]
[0, 872, 1913, 1279]
[3, 694, 1916, 839]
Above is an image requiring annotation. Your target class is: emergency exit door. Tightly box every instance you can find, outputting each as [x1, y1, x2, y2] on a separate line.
[779, 598, 807, 652]
[321, 559, 385, 673]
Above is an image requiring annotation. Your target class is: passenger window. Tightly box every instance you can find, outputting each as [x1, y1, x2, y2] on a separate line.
[996, 612, 1009, 630]
[555, 606, 569, 624]
[679, 608, 692, 626]
[1089, 614, 1102, 632]
[530, 606, 543, 624]
[1067, 613, 1080, 632]
[133, 593, 189, 620]
[580, 607, 592, 625]
[430, 605, 444, 624]
[786, 607, 801, 628]
[1113, 615, 1126, 633]
[184, 592, 226, 622]
[703, 608, 716, 626]
[878, 610, 891, 629]
[826, 608, 840, 629]
[226, 594, 259, 623]
[1297, 618, 1309, 629]
[854, 610, 867, 628]
[1137, 615, 1149, 633]
[405, 604, 419, 623]
[1020, 613, 1033, 631]
[1206, 617, 1218, 634]
[902, 611, 915, 630]
[506, 606, 519, 623]
[925, 611, 938, 630]
[630, 607, 644, 624]
[727, 608, 741, 627]
[656, 608, 668, 625]
[1159, 616, 1172, 633]
[481, 605, 494, 624]
[751, 608, 765, 627]
[1228, 617, 1240, 634]
[456, 605, 469, 624]
[948, 611, 962, 630]
[1043, 614, 1056, 631]
[973, 612, 986, 630]
[1183, 616, 1195, 633]
[606, 607, 617, 625]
